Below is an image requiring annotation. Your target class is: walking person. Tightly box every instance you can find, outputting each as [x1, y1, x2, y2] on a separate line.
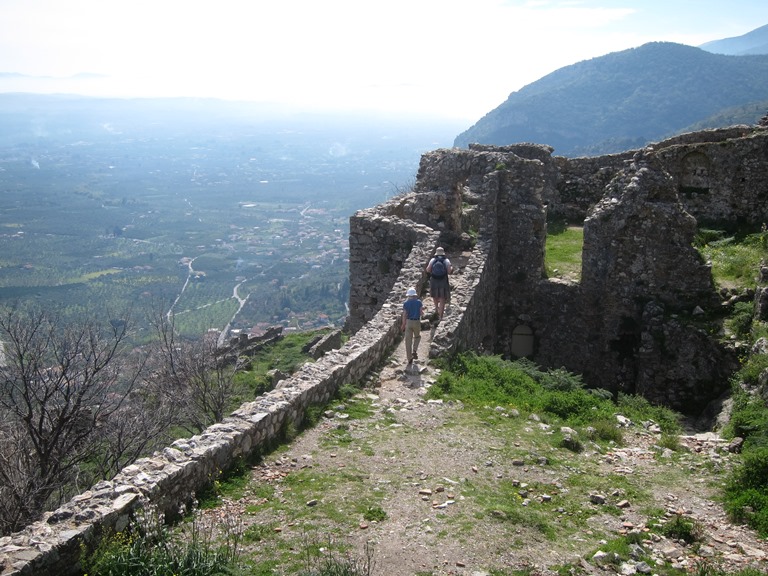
[426, 247, 453, 321]
[401, 287, 423, 365]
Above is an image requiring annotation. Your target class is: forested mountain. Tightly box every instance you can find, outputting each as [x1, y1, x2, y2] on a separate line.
[453, 41, 768, 157]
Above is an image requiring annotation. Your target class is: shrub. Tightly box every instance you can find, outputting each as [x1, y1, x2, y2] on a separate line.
[659, 514, 704, 544]
[657, 433, 682, 452]
[541, 389, 601, 422]
[725, 376, 768, 448]
[727, 301, 755, 340]
[538, 367, 585, 391]
[586, 419, 624, 445]
[298, 540, 375, 576]
[362, 505, 387, 522]
[616, 393, 682, 434]
[724, 446, 768, 536]
[736, 353, 768, 387]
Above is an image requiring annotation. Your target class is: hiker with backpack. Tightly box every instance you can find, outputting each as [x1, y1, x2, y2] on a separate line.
[426, 246, 453, 321]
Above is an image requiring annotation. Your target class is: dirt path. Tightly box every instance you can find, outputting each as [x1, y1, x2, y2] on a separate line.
[198, 301, 768, 576]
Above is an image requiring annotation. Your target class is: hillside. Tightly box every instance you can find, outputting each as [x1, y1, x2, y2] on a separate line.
[192, 340, 767, 576]
[453, 42, 768, 157]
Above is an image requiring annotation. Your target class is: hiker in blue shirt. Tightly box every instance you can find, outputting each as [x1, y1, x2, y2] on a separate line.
[426, 247, 453, 321]
[401, 287, 423, 365]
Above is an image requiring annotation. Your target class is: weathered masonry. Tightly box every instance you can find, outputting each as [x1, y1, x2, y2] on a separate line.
[349, 125, 768, 412]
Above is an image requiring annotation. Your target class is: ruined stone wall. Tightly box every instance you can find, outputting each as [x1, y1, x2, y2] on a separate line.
[553, 152, 632, 221]
[347, 208, 439, 333]
[552, 126, 768, 226]
[0, 243, 436, 576]
[577, 151, 736, 407]
[346, 135, 748, 415]
[654, 127, 768, 227]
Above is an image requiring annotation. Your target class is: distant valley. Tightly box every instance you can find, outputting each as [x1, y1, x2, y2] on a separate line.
[0, 94, 464, 339]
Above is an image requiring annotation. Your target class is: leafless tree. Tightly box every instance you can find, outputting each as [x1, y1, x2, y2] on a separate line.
[0, 307, 151, 534]
[147, 310, 246, 434]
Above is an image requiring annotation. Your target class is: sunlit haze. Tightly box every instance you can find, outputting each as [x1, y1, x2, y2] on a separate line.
[1, 0, 767, 121]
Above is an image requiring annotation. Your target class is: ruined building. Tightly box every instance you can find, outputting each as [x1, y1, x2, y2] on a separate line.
[349, 125, 768, 415]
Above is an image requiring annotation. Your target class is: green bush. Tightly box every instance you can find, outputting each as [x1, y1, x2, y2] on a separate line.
[659, 514, 704, 544]
[586, 419, 624, 445]
[429, 354, 540, 409]
[541, 389, 603, 422]
[727, 399, 768, 445]
[429, 354, 681, 432]
[724, 446, 768, 536]
[362, 505, 387, 522]
[725, 371, 768, 449]
[616, 393, 682, 434]
[538, 367, 585, 391]
[736, 353, 768, 387]
[725, 301, 755, 340]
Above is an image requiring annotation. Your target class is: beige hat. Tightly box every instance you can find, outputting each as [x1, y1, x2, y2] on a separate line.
[435, 247, 445, 255]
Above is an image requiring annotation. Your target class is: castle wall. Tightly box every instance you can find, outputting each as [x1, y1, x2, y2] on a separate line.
[552, 126, 768, 226]
[655, 127, 768, 227]
[347, 207, 438, 333]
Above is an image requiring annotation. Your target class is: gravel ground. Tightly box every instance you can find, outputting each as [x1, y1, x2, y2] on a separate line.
[198, 321, 768, 576]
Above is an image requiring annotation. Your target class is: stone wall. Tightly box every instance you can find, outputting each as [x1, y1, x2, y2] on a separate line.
[350, 130, 759, 413]
[347, 206, 440, 333]
[0, 241, 436, 576]
[552, 126, 768, 226]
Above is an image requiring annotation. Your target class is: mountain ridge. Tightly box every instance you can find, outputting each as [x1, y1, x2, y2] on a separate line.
[700, 22, 768, 55]
[455, 38, 768, 156]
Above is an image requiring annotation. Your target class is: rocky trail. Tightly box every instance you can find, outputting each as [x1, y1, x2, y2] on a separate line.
[198, 298, 768, 576]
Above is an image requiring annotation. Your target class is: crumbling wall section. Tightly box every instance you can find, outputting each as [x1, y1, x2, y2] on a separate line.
[347, 207, 438, 333]
[654, 127, 768, 227]
[576, 150, 735, 408]
[553, 152, 632, 221]
[551, 126, 768, 225]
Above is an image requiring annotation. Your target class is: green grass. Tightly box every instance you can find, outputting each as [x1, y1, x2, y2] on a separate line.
[545, 223, 583, 280]
[544, 223, 767, 291]
[234, 330, 327, 395]
[695, 228, 768, 290]
[426, 353, 681, 435]
[80, 510, 240, 576]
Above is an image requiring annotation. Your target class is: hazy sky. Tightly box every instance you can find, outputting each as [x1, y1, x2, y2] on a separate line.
[1, 0, 767, 121]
